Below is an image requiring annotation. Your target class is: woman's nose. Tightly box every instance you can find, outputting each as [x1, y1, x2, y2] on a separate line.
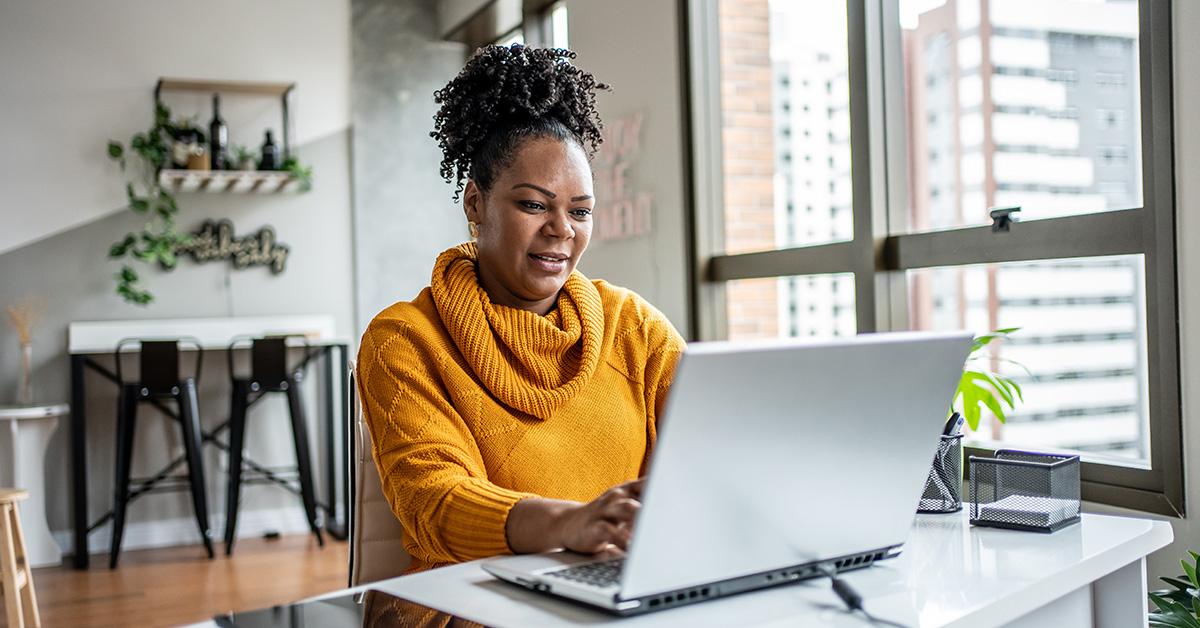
[542, 210, 575, 239]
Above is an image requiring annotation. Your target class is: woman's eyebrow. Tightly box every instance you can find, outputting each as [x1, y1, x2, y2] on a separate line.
[512, 183, 593, 203]
[512, 183, 555, 198]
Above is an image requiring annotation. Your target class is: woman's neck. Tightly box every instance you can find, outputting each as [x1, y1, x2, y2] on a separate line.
[475, 261, 558, 316]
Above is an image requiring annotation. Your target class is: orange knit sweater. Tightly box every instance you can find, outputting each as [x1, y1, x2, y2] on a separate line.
[358, 243, 685, 573]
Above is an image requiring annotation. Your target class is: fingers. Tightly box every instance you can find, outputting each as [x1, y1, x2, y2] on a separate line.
[586, 520, 632, 552]
[598, 496, 640, 525]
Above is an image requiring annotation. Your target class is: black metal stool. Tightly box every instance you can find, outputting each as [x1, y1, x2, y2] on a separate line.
[224, 336, 324, 554]
[110, 338, 214, 568]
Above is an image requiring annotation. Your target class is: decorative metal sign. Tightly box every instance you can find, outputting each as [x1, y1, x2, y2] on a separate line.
[592, 112, 653, 242]
[175, 219, 289, 274]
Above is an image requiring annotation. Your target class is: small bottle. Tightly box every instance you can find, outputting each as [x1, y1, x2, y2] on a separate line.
[209, 93, 228, 170]
[259, 130, 279, 170]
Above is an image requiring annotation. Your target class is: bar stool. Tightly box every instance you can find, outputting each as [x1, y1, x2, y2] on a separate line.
[110, 338, 214, 568]
[224, 336, 324, 554]
[0, 489, 41, 628]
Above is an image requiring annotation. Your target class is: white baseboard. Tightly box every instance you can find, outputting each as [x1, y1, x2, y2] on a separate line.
[53, 506, 314, 557]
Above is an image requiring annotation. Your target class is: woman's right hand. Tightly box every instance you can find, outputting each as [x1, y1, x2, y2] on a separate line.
[556, 478, 644, 553]
[505, 478, 645, 555]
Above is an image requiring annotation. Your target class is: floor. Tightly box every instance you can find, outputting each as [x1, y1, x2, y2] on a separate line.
[18, 535, 348, 628]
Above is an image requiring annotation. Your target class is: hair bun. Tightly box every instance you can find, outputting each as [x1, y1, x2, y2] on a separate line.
[431, 44, 609, 200]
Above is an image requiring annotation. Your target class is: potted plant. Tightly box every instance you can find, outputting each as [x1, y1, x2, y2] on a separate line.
[953, 327, 1026, 432]
[1150, 549, 1200, 626]
[230, 144, 257, 171]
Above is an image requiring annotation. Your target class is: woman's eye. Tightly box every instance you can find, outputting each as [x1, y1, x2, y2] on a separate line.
[519, 200, 545, 211]
[571, 208, 593, 218]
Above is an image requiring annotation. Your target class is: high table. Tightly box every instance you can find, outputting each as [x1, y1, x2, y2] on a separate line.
[67, 315, 351, 569]
[354, 510, 1169, 628]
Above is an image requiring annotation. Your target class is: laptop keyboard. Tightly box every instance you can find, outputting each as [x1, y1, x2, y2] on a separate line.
[545, 558, 625, 588]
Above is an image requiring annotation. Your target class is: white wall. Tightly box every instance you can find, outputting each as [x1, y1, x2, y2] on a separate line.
[567, 0, 693, 337]
[0, 0, 351, 255]
[0, 0, 354, 555]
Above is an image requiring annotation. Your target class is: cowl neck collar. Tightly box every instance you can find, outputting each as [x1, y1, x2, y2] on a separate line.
[430, 242, 605, 420]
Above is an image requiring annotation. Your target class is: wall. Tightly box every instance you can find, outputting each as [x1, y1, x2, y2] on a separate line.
[566, 0, 693, 337]
[0, 0, 354, 555]
[351, 0, 468, 331]
[0, 0, 351, 256]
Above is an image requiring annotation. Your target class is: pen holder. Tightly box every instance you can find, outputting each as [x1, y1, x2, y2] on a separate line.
[969, 450, 1081, 533]
[917, 434, 963, 513]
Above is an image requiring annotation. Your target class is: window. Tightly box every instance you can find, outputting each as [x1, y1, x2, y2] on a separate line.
[692, 0, 1181, 515]
[548, 1, 568, 49]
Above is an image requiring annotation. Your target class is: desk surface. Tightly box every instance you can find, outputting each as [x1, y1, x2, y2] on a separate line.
[366, 510, 1170, 628]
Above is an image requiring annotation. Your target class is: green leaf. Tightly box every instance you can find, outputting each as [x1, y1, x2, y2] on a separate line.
[107, 141, 124, 162]
[1164, 577, 1196, 593]
[979, 371, 1015, 408]
[1184, 557, 1199, 590]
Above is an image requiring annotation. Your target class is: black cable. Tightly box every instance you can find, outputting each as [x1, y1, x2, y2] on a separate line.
[817, 564, 910, 628]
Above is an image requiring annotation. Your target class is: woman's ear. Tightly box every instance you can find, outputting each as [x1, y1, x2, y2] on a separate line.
[463, 180, 484, 224]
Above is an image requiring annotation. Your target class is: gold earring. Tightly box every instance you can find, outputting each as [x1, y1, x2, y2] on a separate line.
[468, 221, 479, 239]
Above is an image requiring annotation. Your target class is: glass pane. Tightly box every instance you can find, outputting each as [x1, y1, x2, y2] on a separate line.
[726, 273, 856, 340]
[718, 0, 853, 254]
[907, 255, 1150, 467]
[550, 2, 569, 50]
[900, 0, 1142, 232]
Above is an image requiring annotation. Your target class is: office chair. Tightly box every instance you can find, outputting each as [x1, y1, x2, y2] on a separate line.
[348, 359, 411, 586]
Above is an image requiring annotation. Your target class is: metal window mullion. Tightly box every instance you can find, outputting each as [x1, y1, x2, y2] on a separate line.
[884, 210, 1146, 271]
[1136, 0, 1184, 516]
[709, 242, 858, 282]
[686, 0, 729, 342]
[876, 0, 912, 332]
[848, 0, 885, 333]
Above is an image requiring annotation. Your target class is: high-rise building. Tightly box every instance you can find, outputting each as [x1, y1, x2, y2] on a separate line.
[904, 0, 1147, 461]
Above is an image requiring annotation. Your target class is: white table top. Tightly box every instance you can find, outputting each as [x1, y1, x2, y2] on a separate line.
[0, 403, 69, 420]
[67, 315, 346, 354]
[365, 510, 1171, 628]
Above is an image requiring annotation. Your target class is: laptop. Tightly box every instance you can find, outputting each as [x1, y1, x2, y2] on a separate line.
[482, 331, 973, 615]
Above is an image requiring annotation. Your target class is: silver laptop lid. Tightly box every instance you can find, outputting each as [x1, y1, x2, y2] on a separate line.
[621, 331, 973, 599]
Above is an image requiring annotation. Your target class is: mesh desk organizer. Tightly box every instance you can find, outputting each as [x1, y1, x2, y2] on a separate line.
[969, 450, 1081, 532]
[918, 434, 964, 513]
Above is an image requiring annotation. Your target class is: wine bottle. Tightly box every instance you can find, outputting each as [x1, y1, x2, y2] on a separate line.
[209, 93, 228, 170]
[259, 129, 279, 170]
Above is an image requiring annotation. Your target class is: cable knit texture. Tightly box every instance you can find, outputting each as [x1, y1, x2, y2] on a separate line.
[358, 242, 685, 573]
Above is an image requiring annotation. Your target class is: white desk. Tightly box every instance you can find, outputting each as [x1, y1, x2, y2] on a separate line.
[360, 510, 1170, 628]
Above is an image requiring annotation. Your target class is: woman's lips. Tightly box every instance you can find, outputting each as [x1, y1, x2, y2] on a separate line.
[528, 252, 568, 273]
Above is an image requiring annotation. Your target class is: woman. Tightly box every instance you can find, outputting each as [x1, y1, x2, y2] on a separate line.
[358, 44, 685, 574]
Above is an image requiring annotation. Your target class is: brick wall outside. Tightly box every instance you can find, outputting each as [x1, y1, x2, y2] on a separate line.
[719, 0, 779, 339]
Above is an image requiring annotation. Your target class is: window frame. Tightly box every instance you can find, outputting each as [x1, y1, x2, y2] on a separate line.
[686, 0, 1183, 516]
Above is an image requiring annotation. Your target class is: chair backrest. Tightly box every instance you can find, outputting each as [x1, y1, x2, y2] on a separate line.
[349, 360, 411, 586]
[251, 337, 289, 387]
[114, 337, 203, 392]
[140, 340, 180, 392]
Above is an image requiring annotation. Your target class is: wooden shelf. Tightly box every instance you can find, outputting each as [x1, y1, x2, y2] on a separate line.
[156, 78, 295, 97]
[157, 169, 302, 193]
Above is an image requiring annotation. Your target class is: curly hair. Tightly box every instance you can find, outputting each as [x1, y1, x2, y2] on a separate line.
[430, 44, 609, 201]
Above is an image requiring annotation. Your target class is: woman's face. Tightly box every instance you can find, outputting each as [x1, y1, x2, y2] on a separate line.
[464, 136, 595, 314]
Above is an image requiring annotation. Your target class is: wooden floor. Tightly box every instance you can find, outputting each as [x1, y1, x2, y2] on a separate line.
[18, 535, 348, 628]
